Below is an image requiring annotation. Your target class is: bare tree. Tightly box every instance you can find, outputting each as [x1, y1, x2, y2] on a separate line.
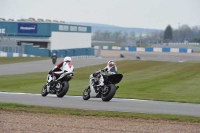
[178, 24, 193, 42]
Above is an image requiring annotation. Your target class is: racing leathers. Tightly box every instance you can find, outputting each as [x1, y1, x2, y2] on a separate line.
[51, 54, 57, 61]
[49, 61, 74, 82]
[89, 62, 118, 90]
[101, 63, 118, 75]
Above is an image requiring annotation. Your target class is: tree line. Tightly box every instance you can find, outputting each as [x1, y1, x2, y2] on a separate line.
[92, 30, 136, 41]
[164, 24, 200, 43]
[92, 24, 200, 44]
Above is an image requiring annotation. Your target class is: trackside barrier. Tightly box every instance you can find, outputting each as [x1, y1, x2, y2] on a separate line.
[94, 46, 193, 53]
[164, 43, 200, 45]
[71, 55, 102, 59]
[0, 51, 39, 57]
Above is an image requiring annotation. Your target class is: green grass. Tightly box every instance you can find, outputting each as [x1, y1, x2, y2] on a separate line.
[0, 60, 200, 104]
[0, 57, 50, 64]
[136, 43, 151, 47]
[1, 102, 200, 122]
[92, 42, 151, 47]
[92, 42, 121, 46]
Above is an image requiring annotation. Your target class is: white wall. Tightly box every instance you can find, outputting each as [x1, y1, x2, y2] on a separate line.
[51, 32, 91, 50]
[103, 46, 108, 49]
[154, 48, 162, 52]
[0, 52, 6, 57]
[170, 48, 179, 53]
[187, 49, 192, 53]
[136, 47, 145, 52]
[112, 46, 119, 50]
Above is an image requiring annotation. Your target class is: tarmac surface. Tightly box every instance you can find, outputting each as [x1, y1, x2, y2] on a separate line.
[0, 92, 200, 117]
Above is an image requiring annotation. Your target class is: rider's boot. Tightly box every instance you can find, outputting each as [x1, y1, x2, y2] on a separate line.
[116, 86, 119, 90]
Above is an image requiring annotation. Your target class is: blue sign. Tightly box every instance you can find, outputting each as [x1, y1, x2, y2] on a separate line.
[18, 23, 37, 34]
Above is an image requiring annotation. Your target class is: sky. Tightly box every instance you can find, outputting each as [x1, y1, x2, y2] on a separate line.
[0, 0, 200, 30]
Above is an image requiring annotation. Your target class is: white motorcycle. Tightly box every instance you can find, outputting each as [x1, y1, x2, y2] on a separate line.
[41, 68, 74, 98]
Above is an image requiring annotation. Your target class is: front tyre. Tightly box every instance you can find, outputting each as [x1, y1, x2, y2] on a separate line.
[83, 86, 91, 100]
[41, 85, 49, 97]
[101, 84, 116, 102]
[56, 81, 69, 98]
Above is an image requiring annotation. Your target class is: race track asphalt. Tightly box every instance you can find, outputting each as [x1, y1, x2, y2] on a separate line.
[0, 92, 200, 117]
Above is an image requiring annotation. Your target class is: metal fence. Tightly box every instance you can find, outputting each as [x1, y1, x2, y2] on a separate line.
[0, 34, 24, 54]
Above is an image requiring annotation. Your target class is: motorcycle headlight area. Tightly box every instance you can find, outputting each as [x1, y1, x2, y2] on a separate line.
[46, 75, 51, 82]
[46, 74, 55, 82]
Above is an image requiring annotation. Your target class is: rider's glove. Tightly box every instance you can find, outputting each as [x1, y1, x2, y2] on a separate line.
[96, 69, 101, 73]
[48, 70, 53, 74]
[103, 68, 108, 72]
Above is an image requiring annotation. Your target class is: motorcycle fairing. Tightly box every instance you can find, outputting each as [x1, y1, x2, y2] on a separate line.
[106, 74, 123, 84]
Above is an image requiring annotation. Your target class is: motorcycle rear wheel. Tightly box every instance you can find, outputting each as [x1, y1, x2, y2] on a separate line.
[83, 86, 91, 100]
[101, 84, 116, 102]
[52, 60, 56, 64]
[56, 81, 69, 98]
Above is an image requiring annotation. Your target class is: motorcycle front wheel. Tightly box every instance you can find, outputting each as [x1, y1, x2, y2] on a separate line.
[41, 85, 49, 97]
[101, 84, 116, 102]
[83, 85, 91, 100]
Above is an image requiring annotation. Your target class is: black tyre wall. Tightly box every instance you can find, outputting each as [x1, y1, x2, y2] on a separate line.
[56, 81, 69, 98]
[101, 84, 116, 102]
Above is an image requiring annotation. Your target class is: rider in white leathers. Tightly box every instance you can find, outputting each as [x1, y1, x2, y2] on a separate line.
[49, 56, 74, 83]
[52, 56, 74, 74]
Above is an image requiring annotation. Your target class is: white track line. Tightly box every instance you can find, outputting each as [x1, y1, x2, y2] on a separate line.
[0, 92, 148, 101]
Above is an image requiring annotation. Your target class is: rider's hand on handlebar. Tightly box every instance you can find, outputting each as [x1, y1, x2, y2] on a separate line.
[96, 70, 101, 73]
[101, 69, 105, 72]
[48, 70, 53, 74]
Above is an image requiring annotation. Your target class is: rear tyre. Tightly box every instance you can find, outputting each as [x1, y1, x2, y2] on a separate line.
[41, 85, 49, 97]
[52, 60, 56, 64]
[56, 81, 69, 98]
[83, 86, 91, 100]
[101, 84, 116, 102]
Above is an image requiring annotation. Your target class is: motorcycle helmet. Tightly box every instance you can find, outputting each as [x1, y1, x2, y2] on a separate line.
[108, 60, 115, 67]
[64, 56, 71, 62]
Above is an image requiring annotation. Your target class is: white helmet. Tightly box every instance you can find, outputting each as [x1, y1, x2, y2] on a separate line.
[107, 60, 115, 67]
[53, 53, 56, 55]
[64, 56, 71, 62]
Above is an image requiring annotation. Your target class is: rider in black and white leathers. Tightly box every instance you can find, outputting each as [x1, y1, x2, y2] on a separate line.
[101, 60, 117, 74]
[89, 60, 117, 89]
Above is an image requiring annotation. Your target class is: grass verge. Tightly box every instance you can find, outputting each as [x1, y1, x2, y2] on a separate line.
[0, 60, 200, 104]
[1, 102, 200, 122]
[0, 57, 50, 64]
